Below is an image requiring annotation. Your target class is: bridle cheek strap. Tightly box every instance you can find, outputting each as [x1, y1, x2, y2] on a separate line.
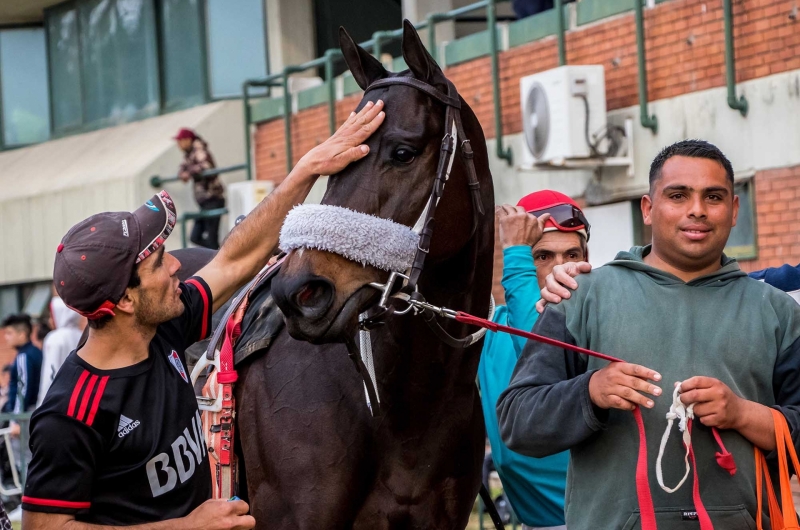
[364, 77, 485, 291]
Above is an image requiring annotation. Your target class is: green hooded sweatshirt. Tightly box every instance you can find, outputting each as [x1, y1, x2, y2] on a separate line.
[497, 246, 800, 530]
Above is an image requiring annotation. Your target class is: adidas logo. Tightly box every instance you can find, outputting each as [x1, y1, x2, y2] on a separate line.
[118, 415, 141, 438]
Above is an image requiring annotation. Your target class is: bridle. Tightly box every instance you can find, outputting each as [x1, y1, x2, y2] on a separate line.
[339, 76, 495, 408]
[364, 75, 485, 294]
[351, 76, 505, 530]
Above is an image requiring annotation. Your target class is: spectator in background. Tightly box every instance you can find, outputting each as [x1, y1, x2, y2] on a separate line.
[1, 315, 42, 416]
[512, 0, 574, 19]
[479, 191, 590, 530]
[37, 296, 85, 407]
[175, 127, 225, 249]
[1, 314, 42, 498]
[31, 317, 50, 352]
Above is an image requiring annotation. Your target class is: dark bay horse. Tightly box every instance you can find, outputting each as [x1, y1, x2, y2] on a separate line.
[178, 22, 494, 529]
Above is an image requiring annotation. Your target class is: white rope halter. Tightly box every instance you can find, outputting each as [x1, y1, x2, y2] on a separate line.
[656, 384, 694, 493]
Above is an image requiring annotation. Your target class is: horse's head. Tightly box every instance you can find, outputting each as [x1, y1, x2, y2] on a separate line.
[273, 21, 488, 344]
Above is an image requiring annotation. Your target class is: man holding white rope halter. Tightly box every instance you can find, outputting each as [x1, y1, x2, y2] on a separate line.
[498, 140, 800, 530]
[22, 101, 385, 530]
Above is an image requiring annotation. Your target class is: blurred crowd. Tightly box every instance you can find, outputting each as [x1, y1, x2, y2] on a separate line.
[0, 290, 85, 521]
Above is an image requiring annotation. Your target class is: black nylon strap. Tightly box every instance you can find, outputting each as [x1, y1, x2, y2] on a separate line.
[365, 77, 461, 109]
[479, 483, 506, 530]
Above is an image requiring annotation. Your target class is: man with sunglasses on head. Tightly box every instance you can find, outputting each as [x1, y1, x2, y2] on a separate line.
[479, 190, 590, 530]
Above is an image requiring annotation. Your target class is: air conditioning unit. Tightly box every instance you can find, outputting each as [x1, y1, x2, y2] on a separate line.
[227, 180, 274, 230]
[520, 65, 607, 166]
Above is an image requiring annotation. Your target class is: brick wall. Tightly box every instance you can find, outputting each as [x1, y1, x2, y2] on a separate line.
[254, 0, 800, 180]
[254, 0, 800, 297]
[740, 164, 800, 273]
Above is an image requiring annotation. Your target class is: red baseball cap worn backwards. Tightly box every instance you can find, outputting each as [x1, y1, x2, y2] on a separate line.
[54, 191, 177, 319]
[516, 190, 591, 241]
[173, 128, 196, 141]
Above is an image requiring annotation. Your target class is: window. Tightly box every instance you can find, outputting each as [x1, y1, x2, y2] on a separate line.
[0, 28, 51, 146]
[726, 179, 757, 259]
[47, 4, 83, 132]
[34, 0, 271, 144]
[78, 0, 160, 126]
[206, 0, 267, 98]
[160, 0, 206, 110]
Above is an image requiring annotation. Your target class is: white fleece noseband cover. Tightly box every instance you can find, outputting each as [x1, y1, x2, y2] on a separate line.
[279, 204, 420, 272]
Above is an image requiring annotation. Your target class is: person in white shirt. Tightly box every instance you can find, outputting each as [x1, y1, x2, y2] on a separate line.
[36, 296, 84, 407]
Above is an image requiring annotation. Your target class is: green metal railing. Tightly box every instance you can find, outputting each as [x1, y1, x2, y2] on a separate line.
[180, 207, 228, 248]
[242, 0, 514, 178]
[149, 163, 248, 188]
[723, 0, 748, 116]
[0, 412, 32, 490]
[634, 0, 658, 133]
[555, 0, 566, 66]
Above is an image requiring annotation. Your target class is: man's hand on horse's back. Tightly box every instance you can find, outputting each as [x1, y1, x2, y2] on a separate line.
[180, 499, 255, 530]
[296, 99, 386, 177]
[536, 261, 592, 313]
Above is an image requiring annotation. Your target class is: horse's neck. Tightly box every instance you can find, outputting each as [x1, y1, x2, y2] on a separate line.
[375, 232, 492, 406]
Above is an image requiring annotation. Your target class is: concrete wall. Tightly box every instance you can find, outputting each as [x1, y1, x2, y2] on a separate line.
[266, 0, 317, 73]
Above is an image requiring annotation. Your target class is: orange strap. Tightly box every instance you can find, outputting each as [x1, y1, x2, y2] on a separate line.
[755, 409, 800, 530]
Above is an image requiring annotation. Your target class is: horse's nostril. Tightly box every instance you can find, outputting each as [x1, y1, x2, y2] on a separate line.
[293, 280, 333, 312]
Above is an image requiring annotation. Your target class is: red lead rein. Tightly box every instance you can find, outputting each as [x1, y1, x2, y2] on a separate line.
[453, 310, 737, 530]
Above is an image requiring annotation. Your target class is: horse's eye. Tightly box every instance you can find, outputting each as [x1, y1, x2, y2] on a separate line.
[393, 148, 416, 164]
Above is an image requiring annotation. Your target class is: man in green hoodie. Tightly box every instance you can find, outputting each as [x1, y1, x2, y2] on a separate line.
[497, 139, 800, 529]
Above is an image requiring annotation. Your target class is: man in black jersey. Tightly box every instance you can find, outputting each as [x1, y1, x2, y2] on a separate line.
[22, 101, 386, 530]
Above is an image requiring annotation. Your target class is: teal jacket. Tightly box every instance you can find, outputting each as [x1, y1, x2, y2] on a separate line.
[478, 246, 568, 527]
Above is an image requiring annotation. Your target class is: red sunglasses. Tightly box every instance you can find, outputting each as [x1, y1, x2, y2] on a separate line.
[528, 203, 591, 241]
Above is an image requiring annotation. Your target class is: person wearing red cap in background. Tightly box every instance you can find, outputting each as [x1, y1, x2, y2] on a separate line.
[21, 101, 385, 530]
[174, 128, 225, 250]
[478, 190, 590, 530]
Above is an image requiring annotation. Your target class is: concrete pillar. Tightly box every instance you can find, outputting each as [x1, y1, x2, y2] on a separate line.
[265, 0, 316, 74]
[402, 0, 456, 47]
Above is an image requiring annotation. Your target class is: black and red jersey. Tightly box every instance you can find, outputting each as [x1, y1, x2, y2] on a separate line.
[22, 277, 214, 525]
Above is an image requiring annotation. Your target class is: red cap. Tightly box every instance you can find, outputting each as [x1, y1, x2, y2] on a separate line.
[173, 128, 196, 141]
[516, 190, 589, 240]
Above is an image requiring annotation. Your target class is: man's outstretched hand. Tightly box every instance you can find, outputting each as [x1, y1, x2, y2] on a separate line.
[536, 261, 592, 313]
[294, 100, 386, 178]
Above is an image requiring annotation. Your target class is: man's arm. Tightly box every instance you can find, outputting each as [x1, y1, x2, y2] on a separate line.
[502, 246, 540, 357]
[23, 499, 254, 530]
[196, 100, 385, 312]
[495, 205, 549, 357]
[496, 306, 600, 457]
[678, 377, 777, 451]
[497, 305, 662, 457]
[678, 332, 800, 452]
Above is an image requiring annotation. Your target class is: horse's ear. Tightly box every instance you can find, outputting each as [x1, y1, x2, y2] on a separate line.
[339, 26, 387, 90]
[401, 19, 444, 85]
